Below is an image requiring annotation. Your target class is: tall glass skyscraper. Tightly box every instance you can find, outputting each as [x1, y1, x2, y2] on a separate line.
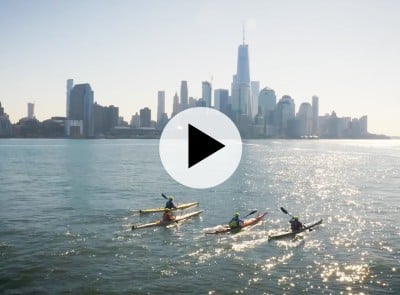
[202, 81, 212, 107]
[157, 91, 165, 123]
[180, 81, 188, 110]
[67, 83, 94, 137]
[231, 42, 252, 119]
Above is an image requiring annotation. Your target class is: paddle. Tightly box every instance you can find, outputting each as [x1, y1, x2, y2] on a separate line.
[280, 207, 294, 218]
[243, 210, 258, 219]
[280, 207, 310, 231]
[161, 193, 168, 199]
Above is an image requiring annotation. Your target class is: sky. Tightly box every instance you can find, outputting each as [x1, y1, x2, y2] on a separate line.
[0, 0, 399, 135]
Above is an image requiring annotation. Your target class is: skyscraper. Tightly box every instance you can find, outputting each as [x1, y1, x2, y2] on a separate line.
[140, 107, 151, 127]
[66, 79, 74, 118]
[214, 89, 229, 113]
[312, 95, 319, 135]
[251, 81, 260, 119]
[157, 91, 165, 122]
[67, 83, 94, 137]
[202, 81, 212, 107]
[172, 92, 180, 117]
[276, 95, 295, 136]
[231, 39, 252, 120]
[180, 81, 188, 110]
[27, 102, 34, 119]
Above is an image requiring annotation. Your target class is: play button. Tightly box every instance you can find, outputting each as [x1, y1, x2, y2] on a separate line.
[159, 107, 242, 189]
[188, 124, 225, 168]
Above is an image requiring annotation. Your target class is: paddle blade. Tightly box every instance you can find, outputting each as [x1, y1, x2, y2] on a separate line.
[280, 207, 289, 214]
[243, 210, 257, 219]
[161, 193, 168, 199]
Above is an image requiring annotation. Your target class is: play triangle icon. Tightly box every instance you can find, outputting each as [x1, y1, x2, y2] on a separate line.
[188, 124, 225, 168]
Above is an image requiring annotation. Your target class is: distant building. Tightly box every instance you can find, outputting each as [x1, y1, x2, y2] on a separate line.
[276, 95, 295, 136]
[28, 102, 35, 119]
[157, 91, 165, 123]
[312, 96, 319, 135]
[180, 81, 188, 110]
[297, 102, 313, 136]
[140, 107, 151, 127]
[359, 115, 368, 135]
[202, 81, 212, 107]
[157, 113, 168, 130]
[66, 79, 74, 118]
[93, 102, 119, 136]
[0, 101, 12, 137]
[66, 83, 94, 138]
[258, 87, 277, 136]
[172, 92, 180, 117]
[130, 112, 140, 128]
[251, 81, 259, 120]
[231, 41, 252, 122]
[189, 97, 197, 108]
[214, 89, 229, 114]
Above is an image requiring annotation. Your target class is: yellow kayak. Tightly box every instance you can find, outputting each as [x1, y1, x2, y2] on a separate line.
[138, 202, 199, 214]
[132, 210, 203, 230]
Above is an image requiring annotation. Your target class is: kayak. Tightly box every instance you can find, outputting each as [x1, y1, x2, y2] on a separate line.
[132, 210, 203, 230]
[268, 219, 323, 240]
[205, 211, 268, 234]
[138, 202, 199, 214]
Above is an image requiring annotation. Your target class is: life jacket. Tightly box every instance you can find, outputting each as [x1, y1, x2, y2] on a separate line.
[163, 212, 174, 222]
[229, 217, 240, 228]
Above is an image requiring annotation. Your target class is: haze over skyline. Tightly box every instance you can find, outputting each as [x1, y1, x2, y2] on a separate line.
[1, 0, 399, 135]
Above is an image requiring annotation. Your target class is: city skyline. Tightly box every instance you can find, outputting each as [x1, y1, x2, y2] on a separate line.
[1, 1, 399, 135]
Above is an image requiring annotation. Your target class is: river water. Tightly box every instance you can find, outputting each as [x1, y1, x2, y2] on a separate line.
[0, 139, 399, 294]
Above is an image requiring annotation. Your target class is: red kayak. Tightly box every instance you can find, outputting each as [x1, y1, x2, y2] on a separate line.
[206, 211, 267, 234]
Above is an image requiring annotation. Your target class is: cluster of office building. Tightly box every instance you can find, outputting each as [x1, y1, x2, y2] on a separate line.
[0, 40, 382, 139]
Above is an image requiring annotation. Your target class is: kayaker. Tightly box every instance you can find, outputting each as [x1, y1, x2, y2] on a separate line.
[165, 196, 177, 210]
[162, 208, 175, 222]
[229, 212, 244, 229]
[289, 216, 304, 232]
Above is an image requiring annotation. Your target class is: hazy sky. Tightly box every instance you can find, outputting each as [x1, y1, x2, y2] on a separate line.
[1, 0, 399, 135]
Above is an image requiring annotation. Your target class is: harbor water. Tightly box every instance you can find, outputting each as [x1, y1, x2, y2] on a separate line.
[0, 139, 399, 294]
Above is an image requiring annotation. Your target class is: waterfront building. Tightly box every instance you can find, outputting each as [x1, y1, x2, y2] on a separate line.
[131, 112, 140, 128]
[93, 103, 119, 135]
[297, 102, 313, 136]
[0, 102, 12, 137]
[231, 39, 252, 122]
[276, 95, 295, 137]
[202, 81, 212, 107]
[214, 89, 229, 114]
[157, 91, 165, 123]
[28, 102, 34, 119]
[312, 95, 319, 135]
[172, 92, 180, 117]
[140, 107, 151, 127]
[66, 83, 94, 138]
[359, 115, 368, 135]
[66, 79, 74, 118]
[258, 87, 277, 136]
[180, 81, 188, 111]
[251, 81, 260, 120]
[189, 97, 197, 108]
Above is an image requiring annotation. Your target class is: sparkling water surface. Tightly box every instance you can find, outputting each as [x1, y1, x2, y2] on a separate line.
[0, 139, 399, 294]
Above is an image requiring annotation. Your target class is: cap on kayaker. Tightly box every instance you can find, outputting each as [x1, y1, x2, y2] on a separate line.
[294, 216, 299, 220]
[235, 212, 240, 217]
[168, 196, 174, 200]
